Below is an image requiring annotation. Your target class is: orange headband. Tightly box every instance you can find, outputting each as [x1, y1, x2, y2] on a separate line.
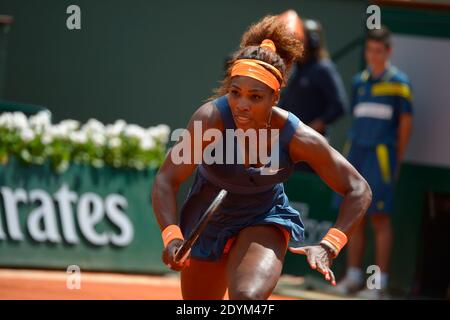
[230, 39, 283, 91]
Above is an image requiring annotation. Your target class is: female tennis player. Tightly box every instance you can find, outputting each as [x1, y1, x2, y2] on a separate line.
[152, 15, 372, 300]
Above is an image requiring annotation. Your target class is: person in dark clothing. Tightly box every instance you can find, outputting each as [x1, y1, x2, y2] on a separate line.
[279, 55, 347, 135]
[278, 16, 347, 172]
[279, 17, 347, 136]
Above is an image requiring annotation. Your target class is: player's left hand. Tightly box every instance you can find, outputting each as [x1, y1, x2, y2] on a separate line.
[289, 245, 336, 286]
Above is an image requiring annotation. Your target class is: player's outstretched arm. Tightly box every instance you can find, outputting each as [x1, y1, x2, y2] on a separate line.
[288, 123, 372, 285]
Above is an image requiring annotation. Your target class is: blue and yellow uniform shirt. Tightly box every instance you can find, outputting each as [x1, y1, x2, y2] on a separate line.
[335, 65, 413, 214]
[348, 65, 413, 147]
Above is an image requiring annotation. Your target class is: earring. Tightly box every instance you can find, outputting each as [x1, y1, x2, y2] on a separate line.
[265, 110, 273, 129]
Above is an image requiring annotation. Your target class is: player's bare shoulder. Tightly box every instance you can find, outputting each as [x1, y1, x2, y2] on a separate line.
[272, 106, 290, 129]
[289, 119, 330, 163]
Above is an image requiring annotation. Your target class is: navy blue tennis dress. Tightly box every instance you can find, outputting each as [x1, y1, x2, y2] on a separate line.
[179, 95, 305, 261]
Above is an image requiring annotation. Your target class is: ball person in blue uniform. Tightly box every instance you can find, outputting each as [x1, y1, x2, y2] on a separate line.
[152, 15, 372, 300]
[334, 26, 413, 298]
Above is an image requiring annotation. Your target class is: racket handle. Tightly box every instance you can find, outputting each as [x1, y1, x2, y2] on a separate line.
[173, 189, 227, 264]
[174, 244, 191, 264]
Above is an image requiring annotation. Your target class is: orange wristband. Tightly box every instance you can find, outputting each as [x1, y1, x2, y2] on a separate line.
[320, 228, 348, 257]
[161, 224, 184, 248]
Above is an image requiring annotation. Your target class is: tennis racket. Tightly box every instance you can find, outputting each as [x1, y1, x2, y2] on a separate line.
[174, 189, 228, 264]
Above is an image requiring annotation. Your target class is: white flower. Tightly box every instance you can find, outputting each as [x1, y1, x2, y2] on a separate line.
[29, 111, 51, 132]
[48, 124, 68, 139]
[135, 162, 145, 170]
[91, 159, 104, 168]
[124, 124, 146, 139]
[69, 131, 88, 144]
[42, 132, 54, 145]
[140, 137, 155, 151]
[12, 112, 28, 130]
[56, 161, 69, 173]
[20, 149, 31, 162]
[108, 137, 122, 148]
[0, 113, 7, 127]
[157, 124, 170, 136]
[20, 127, 36, 142]
[106, 120, 126, 137]
[59, 119, 80, 132]
[113, 119, 126, 132]
[0, 113, 13, 129]
[91, 132, 106, 146]
[82, 118, 105, 134]
[147, 124, 170, 144]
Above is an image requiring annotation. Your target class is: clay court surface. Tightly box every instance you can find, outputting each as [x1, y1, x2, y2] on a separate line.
[0, 269, 299, 300]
